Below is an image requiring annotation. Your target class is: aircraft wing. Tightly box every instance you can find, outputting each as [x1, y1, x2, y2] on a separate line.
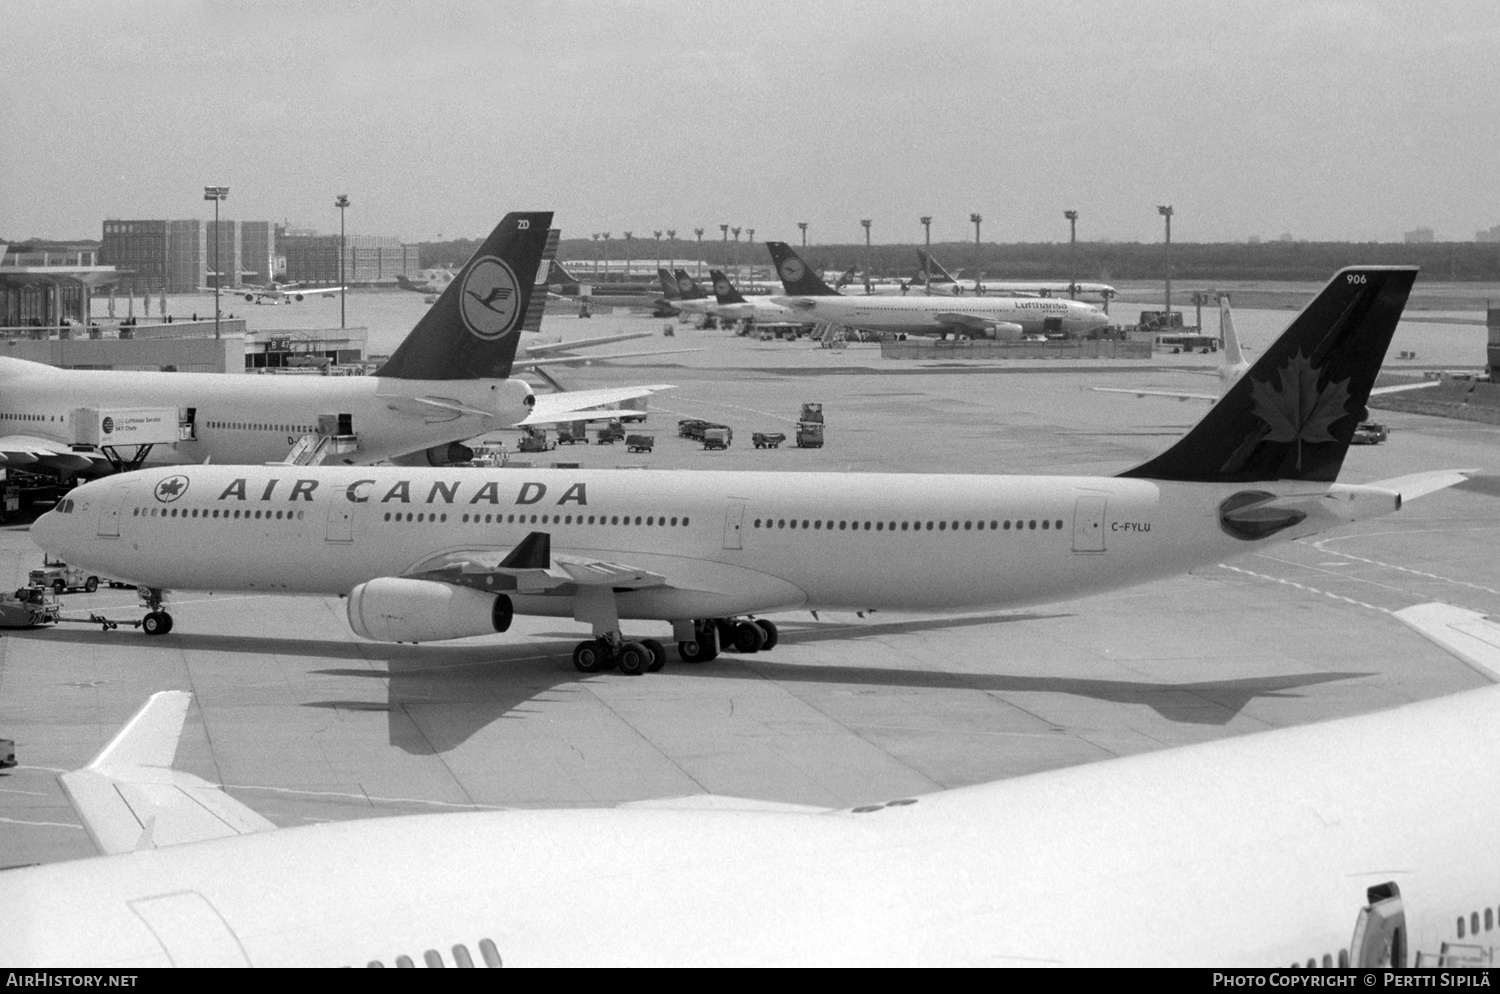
[932, 312, 999, 332]
[57, 691, 276, 856]
[0, 434, 109, 473]
[522, 331, 655, 356]
[1395, 602, 1500, 682]
[1090, 387, 1219, 402]
[408, 533, 668, 596]
[519, 384, 675, 426]
[515, 347, 702, 370]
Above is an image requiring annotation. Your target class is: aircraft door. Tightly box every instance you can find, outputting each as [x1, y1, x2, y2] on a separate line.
[1072, 496, 1107, 553]
[129, 891, 251, 967]
[97, 484, 128, 538]
[723, 500, 746, 550]
[1349, 882, 1406, 968]
[1044, 316, 1063, 334]
[326, 502, 354, 543]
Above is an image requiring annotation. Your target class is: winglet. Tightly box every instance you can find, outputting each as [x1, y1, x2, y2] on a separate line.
[58, 692, 276, 856]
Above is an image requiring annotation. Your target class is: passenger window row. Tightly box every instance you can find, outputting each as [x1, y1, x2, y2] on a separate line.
[1456, 906, 1498, 939]
[132, 506, 306, 521]
[753, 517, 1067, 533]
[205, 421, 314, 433]
[384, 511, 691, 527]
[1290, 951, 1349, 969]
[368, 937, 502, 968]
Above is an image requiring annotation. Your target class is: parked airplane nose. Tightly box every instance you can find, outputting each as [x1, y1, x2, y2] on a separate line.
[30, 505, 60, 551]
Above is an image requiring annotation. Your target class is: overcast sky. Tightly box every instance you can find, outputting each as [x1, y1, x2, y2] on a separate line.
[4, 0, 1498, 245]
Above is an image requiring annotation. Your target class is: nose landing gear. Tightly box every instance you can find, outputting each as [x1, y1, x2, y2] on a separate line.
[140, 588, 174, 636]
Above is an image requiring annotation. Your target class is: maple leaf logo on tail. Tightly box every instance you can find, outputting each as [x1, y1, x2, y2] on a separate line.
[1248, 351, 1352, 471]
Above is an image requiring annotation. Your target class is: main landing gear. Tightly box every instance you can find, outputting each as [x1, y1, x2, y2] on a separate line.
[676, 618, 778, 664]
[572, 635, 667, 676]
[140, 587, 174, 636]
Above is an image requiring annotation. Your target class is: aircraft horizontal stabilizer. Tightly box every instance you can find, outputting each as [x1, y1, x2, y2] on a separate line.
[58, 691, 275, 856]
[522, 331, 655, 356]
[1394, 602, 1500, 682]
[1366, 469, 1477, 502]
[1370, 380, 1441, 396]
[516, 347, 702, 370]
[518, 384, 675, 426]
[1090, 387, 1218, 402]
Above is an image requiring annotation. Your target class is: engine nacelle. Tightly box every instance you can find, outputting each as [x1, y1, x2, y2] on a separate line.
[387, 441, 475, 467]
[292, 292, 305, 302]
[347, 577, 513, 643]
[991, 322, 1025, 341]
[243, 293, 255, 302]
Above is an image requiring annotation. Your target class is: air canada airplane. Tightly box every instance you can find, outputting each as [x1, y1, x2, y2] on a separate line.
[766, 242, 1111, 339]
[4, 599, 1498, 967]
[0, 212, 671, 474]
[35, 267, 1469, 673]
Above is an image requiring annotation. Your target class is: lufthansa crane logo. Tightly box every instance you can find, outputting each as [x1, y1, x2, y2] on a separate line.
[779, 258, 806, 284]
[101, 416, 115, 435]
[714, 279, 732, 295]
[460, 256, 523, 340]
[676, 277, 694, 293]
[154, 475, 190, 503]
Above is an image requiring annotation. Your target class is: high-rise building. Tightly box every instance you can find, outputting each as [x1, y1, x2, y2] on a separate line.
[1477, 224, 1500, 244]
[278, 229, 419, 284]
[101, 218, 276, 292]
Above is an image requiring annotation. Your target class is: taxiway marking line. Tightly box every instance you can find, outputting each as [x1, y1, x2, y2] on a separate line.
[1215, 564, 1393, 615]
[1311, 538, 1500, 597]
[0, 816, 83, 830]
[225, 783, 512, 811]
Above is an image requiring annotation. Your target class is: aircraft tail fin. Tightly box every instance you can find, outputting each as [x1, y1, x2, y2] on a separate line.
[1221, 296, 1245, 366]
[518, 228, 561, 335]
[58, 692, 276, 856]
[709, 269, 747, 304]
[657, 268, 679, 299]
[673, 268, 708, 300]
[765, 242, 841, 296]
[1120, 266, 1418, 483]
[916, 249, 957, 285]
[376, 211, 553, 380]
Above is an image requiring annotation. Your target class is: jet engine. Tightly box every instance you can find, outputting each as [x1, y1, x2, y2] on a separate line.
[292, 293, 305, 302]
[991, 322, 1024, 341]
[243, 293, 256, 302]
[387, 441, 475, 467]
[347, 578, 513, 643]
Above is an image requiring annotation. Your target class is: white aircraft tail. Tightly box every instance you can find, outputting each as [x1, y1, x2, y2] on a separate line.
[1220, 296, 1245, 366]
[58, 691, 275, 855]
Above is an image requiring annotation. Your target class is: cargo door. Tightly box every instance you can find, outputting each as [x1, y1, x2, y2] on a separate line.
[1071, 496, 1106, 553]
[129, 891, 251, 967]
[722, 499, 745, 550]
[97, 484, 127, 538]
[326, 503, 353, 543]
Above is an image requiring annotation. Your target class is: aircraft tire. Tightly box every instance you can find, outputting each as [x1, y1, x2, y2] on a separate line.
[84, 577, 98, 593]
[678, 639, 713, 663]
[573, 640, 607, 673]
[160, 612, 174, 634]
[642, 638, 667, 672]
[142, 612, 167, 636]
[731, 621, 766, 654]
[754, 619, 778, 651]
[616, 642, 650, 676]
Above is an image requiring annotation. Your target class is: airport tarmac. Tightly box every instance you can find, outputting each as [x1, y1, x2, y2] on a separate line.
[5, 301, 1500, 869]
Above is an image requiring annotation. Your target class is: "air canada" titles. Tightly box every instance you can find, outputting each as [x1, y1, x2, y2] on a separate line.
[210, 478, 588, 506]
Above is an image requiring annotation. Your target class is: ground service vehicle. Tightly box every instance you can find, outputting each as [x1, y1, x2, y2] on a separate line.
[596, 421, 626, 445]
[626, 434, 655, 453]
[0, 587, 60, 628]
[677, 419, 709, 440]
[557, 422, 587, 445]
[516, 428, 554, 453]
[0, 738, 13, 769]
[752, 432, 786, 449]
[703, 427, 731, 450]
[28, 556, 99, 594]
[1352, 421, 1390, 445]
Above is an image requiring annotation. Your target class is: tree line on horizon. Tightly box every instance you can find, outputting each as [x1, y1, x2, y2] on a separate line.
[415, 236, 1500, 283]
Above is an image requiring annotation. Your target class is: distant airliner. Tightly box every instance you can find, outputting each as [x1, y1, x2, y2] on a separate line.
[35, 267, 1469, 674]
[4, 596, 1497, 967]
[767, 242, 1111, 339]
[237, 280, 347, 304]
[0, 213, 672, 474]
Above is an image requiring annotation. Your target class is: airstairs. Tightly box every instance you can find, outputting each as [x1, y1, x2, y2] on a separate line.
[282, 413, 360, 466]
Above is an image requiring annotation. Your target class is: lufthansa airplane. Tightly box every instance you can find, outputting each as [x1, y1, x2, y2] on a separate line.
[0, 213, 671, 474]
[3, 600, 1497, 967]
[915, 248, 1117, 299]
[34, 267, 1469, 672]
[767, 242, 1111, 339]
[704, 269, 813, 326]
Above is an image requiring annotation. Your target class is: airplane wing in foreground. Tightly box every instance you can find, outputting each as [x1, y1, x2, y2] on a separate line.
[519, 384, 675, 426]
[1092, 379, 1439, 405]
[1394, 602, 1500, 682]
[58, 691, 276, 856]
